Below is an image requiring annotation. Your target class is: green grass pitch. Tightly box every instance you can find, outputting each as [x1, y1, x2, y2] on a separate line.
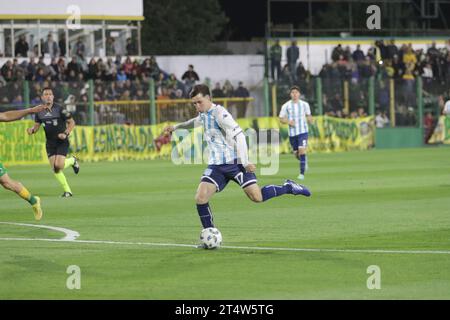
[1, 147, 450, 299]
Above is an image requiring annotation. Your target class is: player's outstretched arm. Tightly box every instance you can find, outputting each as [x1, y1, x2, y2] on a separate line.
[0, 105, 46, 122]
[164, 116, 201, 134]
[27, 123, 41, 135]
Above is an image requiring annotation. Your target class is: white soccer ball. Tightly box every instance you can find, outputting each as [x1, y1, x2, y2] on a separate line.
[200, 227, 222, 249]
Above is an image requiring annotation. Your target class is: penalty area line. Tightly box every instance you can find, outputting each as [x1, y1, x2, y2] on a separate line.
[0, 236, 449, 255]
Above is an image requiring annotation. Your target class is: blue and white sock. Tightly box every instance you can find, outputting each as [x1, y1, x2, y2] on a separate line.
[261, 184, 292, 202]
[300, 154, 306, 175]
[197, 203, 214, 228]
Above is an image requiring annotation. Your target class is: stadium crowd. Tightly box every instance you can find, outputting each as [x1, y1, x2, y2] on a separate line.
[271, 39, 450, 123]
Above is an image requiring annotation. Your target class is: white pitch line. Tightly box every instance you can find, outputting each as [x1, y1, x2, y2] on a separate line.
[0, 236, 450, 255]
[0, 222, 79, 241]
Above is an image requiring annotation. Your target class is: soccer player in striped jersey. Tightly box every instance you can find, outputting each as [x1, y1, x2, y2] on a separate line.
[0, 105, 47, 220]
[279, 86, 313, 180]
[165, 84, 311, 244]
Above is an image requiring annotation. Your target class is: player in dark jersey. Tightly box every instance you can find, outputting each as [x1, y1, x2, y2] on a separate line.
[1, 105, 47, 220]
[27, 87, 80, 197]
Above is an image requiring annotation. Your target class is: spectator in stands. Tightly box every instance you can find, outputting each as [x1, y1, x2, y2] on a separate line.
[357, 107, 368, 117]
[123, 56, 134, 77]
[103, 57, 116, 81]
[375, 110, 390, 128]
[331, 44, 344, 62]
[181, 64, 200, 96]
[106, 37, 116, 56]
[126, 38, 137, 56]
[43, 33, 59, 58]
[74, 37, 86, 58]
[1, 60, 12, 79]
[166, 73, 179, 91]
[403, 45, 417, 69]
[270, 40, 282, 81]
[402, 64, 416, 108]
[212, 82, 225, 98]
[15, 35, 29, 57]
[134, 88, 149, 100]
[67, 56, 82, 79]
[280, 64, 293, 86]
[329, 93, 343, 114]
[222, 80, 234, 98]
[86, 58, 97, 80]
[286, 41, 299, 80]
[148, 56, 160, 80]
[48, 58, 58, 80]
[181, 64, 200, 83]
[117, 68, 127, 82]
[296, 62, 307, 84]
[234, 81, 250, 118]
[234, 81, 250, 98]
[169, 88, 183, 100]
[94, 85, 105, 101]
[155, 72, 168, 96]
[352, 44, 365, 63]
[59, 33, 67, 57]
[374, 39, 387, 63]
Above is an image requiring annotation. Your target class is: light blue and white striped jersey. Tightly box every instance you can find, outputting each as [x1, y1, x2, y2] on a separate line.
[198, 104, 242, 165]
[279, 99, 311, 136]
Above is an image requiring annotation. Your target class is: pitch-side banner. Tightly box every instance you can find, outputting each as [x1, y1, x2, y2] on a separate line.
[428, 116, 450, 144]
[1, 117, 374, 166]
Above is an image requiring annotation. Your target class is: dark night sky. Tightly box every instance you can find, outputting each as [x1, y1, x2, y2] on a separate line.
[218, 0, 318, 40]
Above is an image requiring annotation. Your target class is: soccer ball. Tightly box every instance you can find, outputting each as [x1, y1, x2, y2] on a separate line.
[200, 227, 222, 249]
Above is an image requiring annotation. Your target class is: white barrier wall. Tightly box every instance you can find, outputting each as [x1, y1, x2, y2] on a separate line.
[155, 55, 265, 88]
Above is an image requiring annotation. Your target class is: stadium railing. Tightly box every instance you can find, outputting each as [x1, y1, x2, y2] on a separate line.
[1, 75, 431, 129]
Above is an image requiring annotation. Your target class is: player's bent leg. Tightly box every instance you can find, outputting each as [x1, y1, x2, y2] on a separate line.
[195, 182, 217, 204]
[0, 174, 42, 220]
[0, 173, 22, 193]
[54, 155, 66, 172]
[243, 183, 263, 203]
[48, 155, 57, 171]
[195, 182, 217, 229]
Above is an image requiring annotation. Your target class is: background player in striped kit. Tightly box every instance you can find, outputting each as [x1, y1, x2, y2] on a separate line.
[279, 86, 313, 180]
[165, 84, 311, 245]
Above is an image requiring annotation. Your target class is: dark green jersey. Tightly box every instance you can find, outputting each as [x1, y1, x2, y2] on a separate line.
[34, 103, 72, 141]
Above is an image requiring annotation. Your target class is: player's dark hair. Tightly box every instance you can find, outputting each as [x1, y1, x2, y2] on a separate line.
[190, 84, 210, 98]
[41, 87, 53, 95]
[290, 85, 300, 93]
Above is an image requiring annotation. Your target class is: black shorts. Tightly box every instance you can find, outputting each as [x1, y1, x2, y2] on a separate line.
[46, 140, 70, 158]
[201, 163, 257, 192]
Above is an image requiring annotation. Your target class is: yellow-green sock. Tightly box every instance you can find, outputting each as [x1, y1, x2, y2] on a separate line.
[18, 187, 37, 205]
[64, 156, 75, 169]
[54, 171, 72, 193]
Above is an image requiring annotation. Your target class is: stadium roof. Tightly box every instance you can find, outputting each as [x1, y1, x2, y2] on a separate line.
[0, 0, 144, 21]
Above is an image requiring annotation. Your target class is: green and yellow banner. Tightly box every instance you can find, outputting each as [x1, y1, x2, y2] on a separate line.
[1, 116, 374, 166]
